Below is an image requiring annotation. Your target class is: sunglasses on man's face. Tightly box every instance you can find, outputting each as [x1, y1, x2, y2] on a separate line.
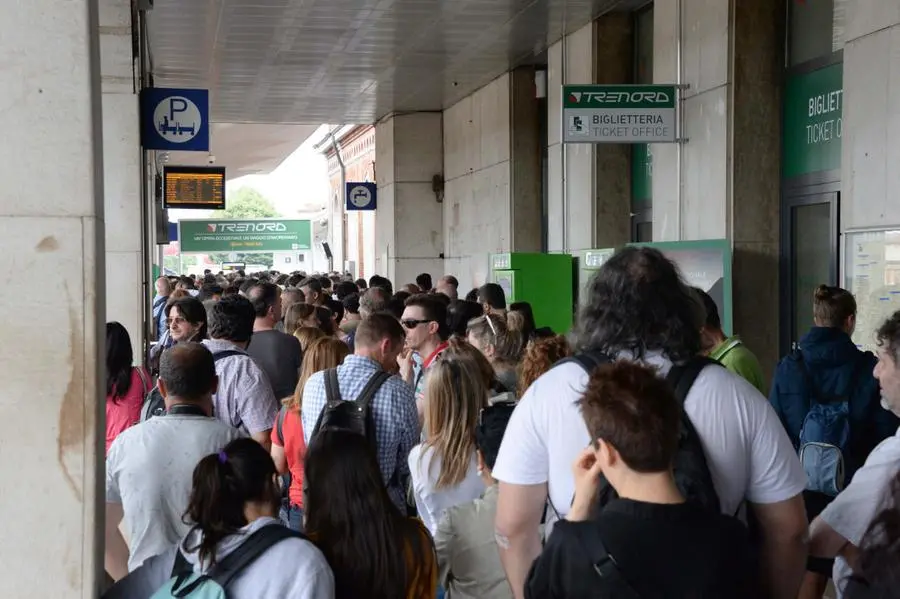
[402, 319, 433, 330]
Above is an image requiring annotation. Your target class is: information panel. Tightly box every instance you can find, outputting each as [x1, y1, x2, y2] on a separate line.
[629, 239, 733, 335]
[562, 84, 677, 144]
[179, 219, 312, 253]
[844, 229, 900, 352]
[163, 166, 226, 210]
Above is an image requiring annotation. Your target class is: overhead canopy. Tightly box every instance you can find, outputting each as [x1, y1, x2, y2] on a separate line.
[159, 123, 320, 177]
[146, 0, 645, 126]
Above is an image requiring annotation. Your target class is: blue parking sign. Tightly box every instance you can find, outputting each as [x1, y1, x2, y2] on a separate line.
[140, 88, 210, 152]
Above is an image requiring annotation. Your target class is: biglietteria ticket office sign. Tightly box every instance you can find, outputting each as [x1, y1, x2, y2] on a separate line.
[562, 84, 677, 144]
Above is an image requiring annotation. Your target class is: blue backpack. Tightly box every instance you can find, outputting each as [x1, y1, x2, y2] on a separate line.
[795, 352, 859, 497]
[151, 524, 304, 599]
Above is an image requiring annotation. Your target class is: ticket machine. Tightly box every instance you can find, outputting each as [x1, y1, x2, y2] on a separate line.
[490, 252, 574, 334]
[573, 248, 616, 307]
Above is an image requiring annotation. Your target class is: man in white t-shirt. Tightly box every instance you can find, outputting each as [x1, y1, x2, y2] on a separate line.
[809, 310, 900, 597]
[104, 343, 244, 580]
[492, 247, 808, 599]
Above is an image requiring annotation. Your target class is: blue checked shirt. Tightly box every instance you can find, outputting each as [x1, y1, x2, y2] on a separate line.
[302, 355, 420, 512]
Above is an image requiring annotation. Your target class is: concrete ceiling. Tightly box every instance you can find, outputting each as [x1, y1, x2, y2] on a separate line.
[146, 0, 637, 125]
[159, 122, 321, 177]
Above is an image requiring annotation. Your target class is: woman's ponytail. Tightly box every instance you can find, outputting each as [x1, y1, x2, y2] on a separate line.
[182, 439, 279, 567]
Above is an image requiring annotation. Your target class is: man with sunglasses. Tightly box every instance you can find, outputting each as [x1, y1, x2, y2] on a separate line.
[399, 295, 450, 424]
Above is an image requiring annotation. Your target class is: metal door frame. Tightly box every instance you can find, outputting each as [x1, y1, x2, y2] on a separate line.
[779, 187, 840, 354]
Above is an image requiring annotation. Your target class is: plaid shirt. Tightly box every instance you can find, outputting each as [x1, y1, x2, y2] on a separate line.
[202, 339, 278, 436]
[302, 355, 420, 511]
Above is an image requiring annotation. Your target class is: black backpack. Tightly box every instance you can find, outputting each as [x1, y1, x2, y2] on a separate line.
[558, 350, 724, 518]
[140, 349, 245, 422]
[308, 368, 392, 450]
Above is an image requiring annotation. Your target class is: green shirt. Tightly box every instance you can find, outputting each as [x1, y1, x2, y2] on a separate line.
[710, 336, 766, 395]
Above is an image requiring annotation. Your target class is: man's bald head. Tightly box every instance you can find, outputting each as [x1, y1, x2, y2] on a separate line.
[247, 282, 281, 319]
[360, 286, 390, 318]
[159, 343, 217, 402]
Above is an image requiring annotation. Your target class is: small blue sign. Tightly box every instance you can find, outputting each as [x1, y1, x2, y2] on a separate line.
[168, 221, 178, 242]
[140, 88, 210, 152]
[346, 182, 377, 211]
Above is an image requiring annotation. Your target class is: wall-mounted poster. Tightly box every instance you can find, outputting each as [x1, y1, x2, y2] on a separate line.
[844, 228, 900, 352]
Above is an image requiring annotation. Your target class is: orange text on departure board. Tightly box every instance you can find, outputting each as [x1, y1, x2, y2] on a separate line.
[166, 172, 224, 205]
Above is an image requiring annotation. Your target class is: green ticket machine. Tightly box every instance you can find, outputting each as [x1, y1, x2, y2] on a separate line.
[573, 248, 617, 307]
[490, 252, 574, 334]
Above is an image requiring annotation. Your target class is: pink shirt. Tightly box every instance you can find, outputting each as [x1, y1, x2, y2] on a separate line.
[105, 367, 150, 454]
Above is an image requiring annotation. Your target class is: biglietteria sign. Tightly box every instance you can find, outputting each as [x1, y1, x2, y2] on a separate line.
[562, 84, 677, 144]
[179, 219, 312, 253]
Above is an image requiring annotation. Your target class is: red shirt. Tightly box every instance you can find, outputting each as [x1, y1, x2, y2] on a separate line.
[271, 409, 307, 507]
[105, 367, 150, 455]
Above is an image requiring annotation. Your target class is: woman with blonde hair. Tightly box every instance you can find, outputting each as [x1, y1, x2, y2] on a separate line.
[293, 326, 327, 353]
[284, 303, 318, 336]
[408, 349, 490, 535]
[271, 337, 350, 531]
[467, 313, 523, 394]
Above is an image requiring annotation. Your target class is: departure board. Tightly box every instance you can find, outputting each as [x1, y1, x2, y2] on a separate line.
[163, 166, 226, 210]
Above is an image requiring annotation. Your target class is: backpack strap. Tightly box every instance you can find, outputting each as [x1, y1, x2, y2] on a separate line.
[554, 349, 613, 373]
[212, 349, 245, 362]
[170, 546, 192, 577]
[209, 524, 307, 588]
[355, 370, 392, 412]
[667, 356, 722, 406]
[135, 366, 150, 394]
[570, 523, 643, 598]
[323, 368, 341, 405]
[311, 368, 341, 439]
[275, 405, 288, 446]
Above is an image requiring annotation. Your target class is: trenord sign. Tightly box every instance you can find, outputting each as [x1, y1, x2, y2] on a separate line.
[562, 84, 679, 144]
[179, 219, 312, 253]
[566, 89, 674, 108]
[207, 222, 289, 233]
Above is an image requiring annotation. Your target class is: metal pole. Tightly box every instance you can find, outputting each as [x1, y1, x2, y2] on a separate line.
[676, 0, 684, 240]
[329, 126, 346, 273]
[560, 0, 568, 252]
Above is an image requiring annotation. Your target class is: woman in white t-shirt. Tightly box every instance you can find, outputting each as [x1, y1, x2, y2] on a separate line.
[102, 438, 334, 599]
[409, 343, 491, 534]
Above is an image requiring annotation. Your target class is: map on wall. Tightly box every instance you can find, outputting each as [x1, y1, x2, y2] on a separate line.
[845, 229, 900, 353]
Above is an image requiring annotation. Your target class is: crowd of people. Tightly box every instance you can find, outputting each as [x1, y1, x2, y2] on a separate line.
[100, 247, 900, 598]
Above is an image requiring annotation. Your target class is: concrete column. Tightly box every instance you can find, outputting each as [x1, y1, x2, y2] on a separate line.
[730, 0, 784, 378]
[374, 113, 444, 285]
[841, 5, 900, 229]
[0, 0, 105, 596]
[593, 14, 634, 248]
[653, 0, 783, 378]
[509, 67, 543, 253]
[100, 0, 144, 358]
[443, 76, 511, 287]
[547, 23, 596, 253]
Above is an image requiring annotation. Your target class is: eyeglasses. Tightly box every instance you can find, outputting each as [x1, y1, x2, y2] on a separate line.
[401, 319, 433, 330]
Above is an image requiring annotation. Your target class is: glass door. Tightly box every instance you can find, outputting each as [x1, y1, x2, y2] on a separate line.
[781, 192, 840, 353]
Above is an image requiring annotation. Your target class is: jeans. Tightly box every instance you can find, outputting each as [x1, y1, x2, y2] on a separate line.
[286, 504, 304, 532]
